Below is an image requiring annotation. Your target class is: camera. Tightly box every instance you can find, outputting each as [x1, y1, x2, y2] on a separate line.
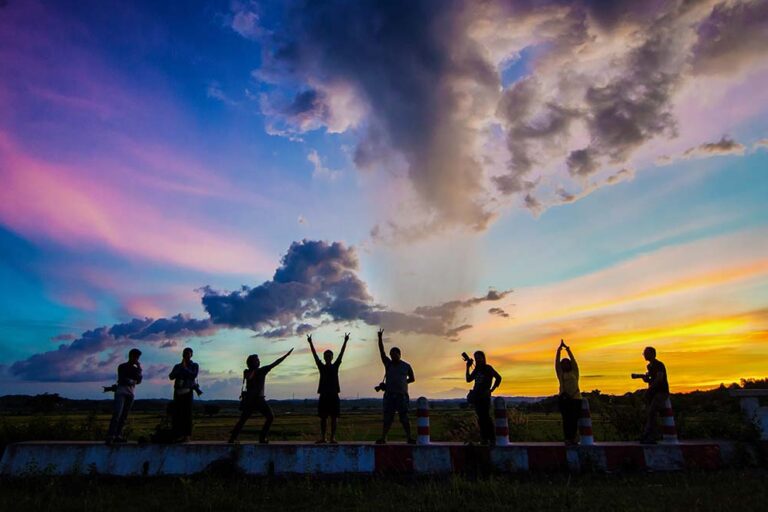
[102, 384, 117, 393]
[631, 373, 645, 380]
[192, 383, 204, 396]
[461, 352, 473, 365]
[374, 382, 387, 393]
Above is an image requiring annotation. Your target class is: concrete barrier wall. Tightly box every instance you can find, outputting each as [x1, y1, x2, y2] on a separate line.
[0, 441, 736, 476]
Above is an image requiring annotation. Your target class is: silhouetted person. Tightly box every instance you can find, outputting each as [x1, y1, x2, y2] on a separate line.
[465, 350, 502, 444]
[105, 348, 142, 445]
[375, 328, 415, 444]
[228, 348, 294, 444]
[169, 347, 199, 442]
[555, 340, 581, 445]
[634, 346, 670, 444]
[308, 332, 349, 444]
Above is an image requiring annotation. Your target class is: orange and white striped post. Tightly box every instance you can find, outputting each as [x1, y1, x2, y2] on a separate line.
[660, 397, 679, 444]
[494, 397, 510, 446]
[416, 396, 430, 445]
[578, 398, 595, 445]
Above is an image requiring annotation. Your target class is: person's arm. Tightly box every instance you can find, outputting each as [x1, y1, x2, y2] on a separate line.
[555, 342, 563, 376]
[407, 365, 415, 384]
[377, 328, 390, 366]
[335, 333, 350, 365]
[307, 335, 322, 369]
[490, 367, 502, 393]
[465, 361, 475, 382]
[265, 348, 294, 372]
[188, 362, 199, 380]
[135, 363, 143, 385]
[169, 363, 179, 380]
[565, 344, 577, 372]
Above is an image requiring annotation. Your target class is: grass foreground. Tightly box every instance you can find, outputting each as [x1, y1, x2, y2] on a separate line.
[0, 470, 766, 512]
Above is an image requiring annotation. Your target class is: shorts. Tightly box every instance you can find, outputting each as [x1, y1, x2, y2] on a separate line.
[383, 392, 409, 422]
[318, 393, 341, 418]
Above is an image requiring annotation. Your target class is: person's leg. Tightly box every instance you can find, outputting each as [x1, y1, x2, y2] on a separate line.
[229, 402, 254, 442]
[182, 393, 193, 438]
[106, 394, 126, 441]
[475, 394, 493, 442]
[398, 394, 412, 442]
[319, 417, 327, 442]
[379, 394, 395, 442]
[557, 395, 569, 441]
[115, 395, 134, 440]
[330, 416, 338, 442]
[259, 399, 274, 443]
[566, 399, 580, 443]
[643, 394, 661, 441]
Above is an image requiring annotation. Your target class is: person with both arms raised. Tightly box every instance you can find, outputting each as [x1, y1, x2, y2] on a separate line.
[307, 332, 349, 444]
[555, 339, 582, 446]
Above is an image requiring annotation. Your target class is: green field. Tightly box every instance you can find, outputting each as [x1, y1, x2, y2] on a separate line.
[0, 395, 758, 446]
[0, 470, 766, 511]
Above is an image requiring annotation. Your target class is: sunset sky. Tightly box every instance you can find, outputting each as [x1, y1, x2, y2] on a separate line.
[1, 0, 767, 400]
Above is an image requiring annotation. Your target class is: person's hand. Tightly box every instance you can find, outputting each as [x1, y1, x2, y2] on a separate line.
[559, 339, 565, 348]
[344, 332, 350, 343]
[307, 334, 312, 344]
[378, 328, 384, 341]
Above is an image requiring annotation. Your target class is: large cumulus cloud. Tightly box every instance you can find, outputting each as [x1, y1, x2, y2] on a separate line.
[11, 240, 511, 382]
[241, 0, 768, 234]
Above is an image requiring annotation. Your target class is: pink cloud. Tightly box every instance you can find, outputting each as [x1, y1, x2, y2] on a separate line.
[0, 133, 274, 275]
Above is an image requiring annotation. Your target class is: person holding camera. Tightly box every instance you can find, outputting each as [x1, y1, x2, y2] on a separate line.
[464, 350, 502, 444]
[169, 347, 199, 442]
[632, 346, 670, 444]
[375, 328, 415, 444]
[105, 348, 143, 445]
[307, 333, 349, 444]
[555, 340, 581, 445]
[228, 348, 294, 444]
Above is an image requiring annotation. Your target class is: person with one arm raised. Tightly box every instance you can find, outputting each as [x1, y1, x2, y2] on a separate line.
[308, 332, 349, 444]
[228, 347, 294, 444]
[464, 350, 502, 444]
[375, 328, 416, 444]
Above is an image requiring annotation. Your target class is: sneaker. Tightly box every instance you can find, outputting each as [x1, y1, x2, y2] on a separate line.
[315, 439, 327, 444]
[375, 438, 387, 445]
[105, 438, 114, 446]
[227, 437, 237, 444]
[259, 438, 269, 445]
[329, 439, 338, 445]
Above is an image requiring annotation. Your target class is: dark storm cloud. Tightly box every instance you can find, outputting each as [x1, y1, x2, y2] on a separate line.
[242, 0, 766, 228]
[254, 0, 498, 231]
[691, 1, 768, 75]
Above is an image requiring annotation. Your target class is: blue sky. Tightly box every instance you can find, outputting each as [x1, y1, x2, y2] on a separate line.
[0, 0, 767, 398]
